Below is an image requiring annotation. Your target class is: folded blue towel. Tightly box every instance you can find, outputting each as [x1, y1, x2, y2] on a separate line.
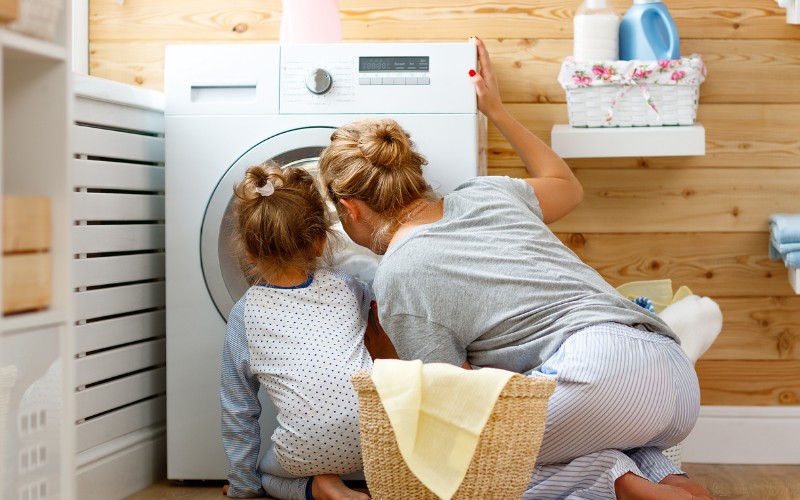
[768, 214, 800, 268]
[770, 245, 800, 267]
[770, 236, 800, 256]
[783, 250, 800, 268]
[769, 213, 800, 244]
[769, 239, 800, 267]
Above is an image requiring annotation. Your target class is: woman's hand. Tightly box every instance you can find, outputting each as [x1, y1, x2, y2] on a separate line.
[364, 301, 399, 361]
[469, 36, 505, 120]
[467, 36, 584, 224]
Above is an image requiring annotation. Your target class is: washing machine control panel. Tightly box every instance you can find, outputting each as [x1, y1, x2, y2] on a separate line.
[356, 56, 431, 86]
[280, 43, 476, 115]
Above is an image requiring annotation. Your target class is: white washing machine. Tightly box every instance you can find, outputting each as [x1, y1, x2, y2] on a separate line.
[164, 42, 486, 479]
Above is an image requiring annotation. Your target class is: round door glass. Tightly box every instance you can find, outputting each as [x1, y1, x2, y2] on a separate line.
[201, 127, 381, 321]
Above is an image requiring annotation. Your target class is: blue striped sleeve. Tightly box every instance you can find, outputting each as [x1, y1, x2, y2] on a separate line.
[220, 295, 264, 498]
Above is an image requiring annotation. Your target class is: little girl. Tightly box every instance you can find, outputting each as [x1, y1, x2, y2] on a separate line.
[220, 161, 373, 500]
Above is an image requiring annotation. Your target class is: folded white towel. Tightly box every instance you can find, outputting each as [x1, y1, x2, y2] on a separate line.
[659, 295, 723, 364]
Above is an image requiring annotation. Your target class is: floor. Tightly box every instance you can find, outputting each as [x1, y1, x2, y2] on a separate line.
[126, 464, 800, 499]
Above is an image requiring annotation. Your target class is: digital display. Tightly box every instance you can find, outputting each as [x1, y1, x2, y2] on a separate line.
[359, 56, 430, 72]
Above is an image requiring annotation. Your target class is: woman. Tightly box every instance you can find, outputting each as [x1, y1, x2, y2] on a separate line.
[319, 37, 712, 500]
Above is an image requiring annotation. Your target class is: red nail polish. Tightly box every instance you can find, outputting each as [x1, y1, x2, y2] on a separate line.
[469, 69, 477, 77]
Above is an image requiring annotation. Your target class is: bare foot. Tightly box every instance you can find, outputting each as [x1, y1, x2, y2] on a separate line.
[660, 474, 715, 499]
[222, 484, 229, 496]
[311, 474, 371, 500]
[615, 472, 701, 500]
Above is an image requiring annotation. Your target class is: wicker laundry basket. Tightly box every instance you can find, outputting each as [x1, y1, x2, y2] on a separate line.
[351, 370, 556, 500]
[663, 443, 683, 468]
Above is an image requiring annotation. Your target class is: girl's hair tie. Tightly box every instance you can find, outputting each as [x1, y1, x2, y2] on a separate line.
[255, 180, 275, 197]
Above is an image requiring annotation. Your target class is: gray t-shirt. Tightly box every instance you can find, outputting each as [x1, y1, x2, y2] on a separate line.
[372, 176, 677, 374]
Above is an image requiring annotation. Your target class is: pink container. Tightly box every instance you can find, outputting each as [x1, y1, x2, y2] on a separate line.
[280, 0, 343, 44]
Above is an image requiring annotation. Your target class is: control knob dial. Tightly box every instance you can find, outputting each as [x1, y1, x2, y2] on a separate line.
[305, 68, 333, 95]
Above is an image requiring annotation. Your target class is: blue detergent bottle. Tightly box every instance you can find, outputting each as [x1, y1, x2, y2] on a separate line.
[619, 0, 680, 60]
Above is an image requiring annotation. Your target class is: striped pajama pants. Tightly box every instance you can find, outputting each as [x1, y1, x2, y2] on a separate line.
[523, 323, 700, 500]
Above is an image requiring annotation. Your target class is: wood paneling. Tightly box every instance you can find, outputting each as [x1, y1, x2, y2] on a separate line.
[483, 39, 800, 105]
[696, 360, 800, 406]
[706, 297, 800, 361]
[89, 0, 800, 407]
[89, 0, 798, 42]
[89, 0, 284, 41]
[551, 168, 800, 233]
[555, 232, 793, 297]
[88, 39, 800, 107]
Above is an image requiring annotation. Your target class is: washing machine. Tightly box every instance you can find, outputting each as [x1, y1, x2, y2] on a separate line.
[164, 42, 486, 479]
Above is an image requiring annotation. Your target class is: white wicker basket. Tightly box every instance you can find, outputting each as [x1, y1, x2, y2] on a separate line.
[8, 0, 63, 41]
[565, 84, 699, 127]
[663, 442, 683, 468]
[558, 55, 706, 128]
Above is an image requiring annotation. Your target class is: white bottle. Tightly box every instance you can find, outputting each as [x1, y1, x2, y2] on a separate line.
[573, 0, 620, 61]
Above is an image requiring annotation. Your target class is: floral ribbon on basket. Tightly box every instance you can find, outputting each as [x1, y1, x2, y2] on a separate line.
[558, 55, 707, 126]
[605, 82, 659, 125]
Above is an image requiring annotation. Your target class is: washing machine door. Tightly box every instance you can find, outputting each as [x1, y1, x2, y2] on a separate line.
[201, 126, 382, 321]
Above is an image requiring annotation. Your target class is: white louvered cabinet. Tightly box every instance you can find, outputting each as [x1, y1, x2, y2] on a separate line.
[71, 75, 165, 500]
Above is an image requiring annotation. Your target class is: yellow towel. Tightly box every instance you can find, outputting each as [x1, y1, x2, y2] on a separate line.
[615, 278, 692, 313]
[370, 359, 516, 500]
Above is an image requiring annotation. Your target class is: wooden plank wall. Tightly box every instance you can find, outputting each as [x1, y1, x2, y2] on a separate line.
[89, 0, 800, 406]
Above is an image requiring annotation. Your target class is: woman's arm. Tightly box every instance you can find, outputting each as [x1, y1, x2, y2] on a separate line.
[364, 301, 400, 361]
[469, 36, 584, 224]
[364, 306, 471, 369]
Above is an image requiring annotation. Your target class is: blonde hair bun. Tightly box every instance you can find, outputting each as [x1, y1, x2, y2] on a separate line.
[358, 119, 414, 169]
[318, 118, 437, 253]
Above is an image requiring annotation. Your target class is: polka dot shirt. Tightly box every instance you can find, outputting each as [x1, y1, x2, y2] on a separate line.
[222, 268, 373, 484]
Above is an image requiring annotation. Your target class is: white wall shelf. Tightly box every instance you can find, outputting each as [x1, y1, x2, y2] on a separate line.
[551, 124, 705, 158]
[1, 6, 75, 500]
[0, 28, 67, 61]
[789, 267, 799, 294]
[1, 310, 68, 333]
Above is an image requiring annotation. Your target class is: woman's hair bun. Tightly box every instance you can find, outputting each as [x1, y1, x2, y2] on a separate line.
[359, 119, 413, 169]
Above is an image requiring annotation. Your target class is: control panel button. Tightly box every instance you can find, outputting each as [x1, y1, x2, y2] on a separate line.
[305, 68, 333, 94]
[357, 75, 432, 86]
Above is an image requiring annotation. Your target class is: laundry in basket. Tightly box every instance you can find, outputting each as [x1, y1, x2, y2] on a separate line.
[558, 55, 706, 127]
[352, 361, 556, 500]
